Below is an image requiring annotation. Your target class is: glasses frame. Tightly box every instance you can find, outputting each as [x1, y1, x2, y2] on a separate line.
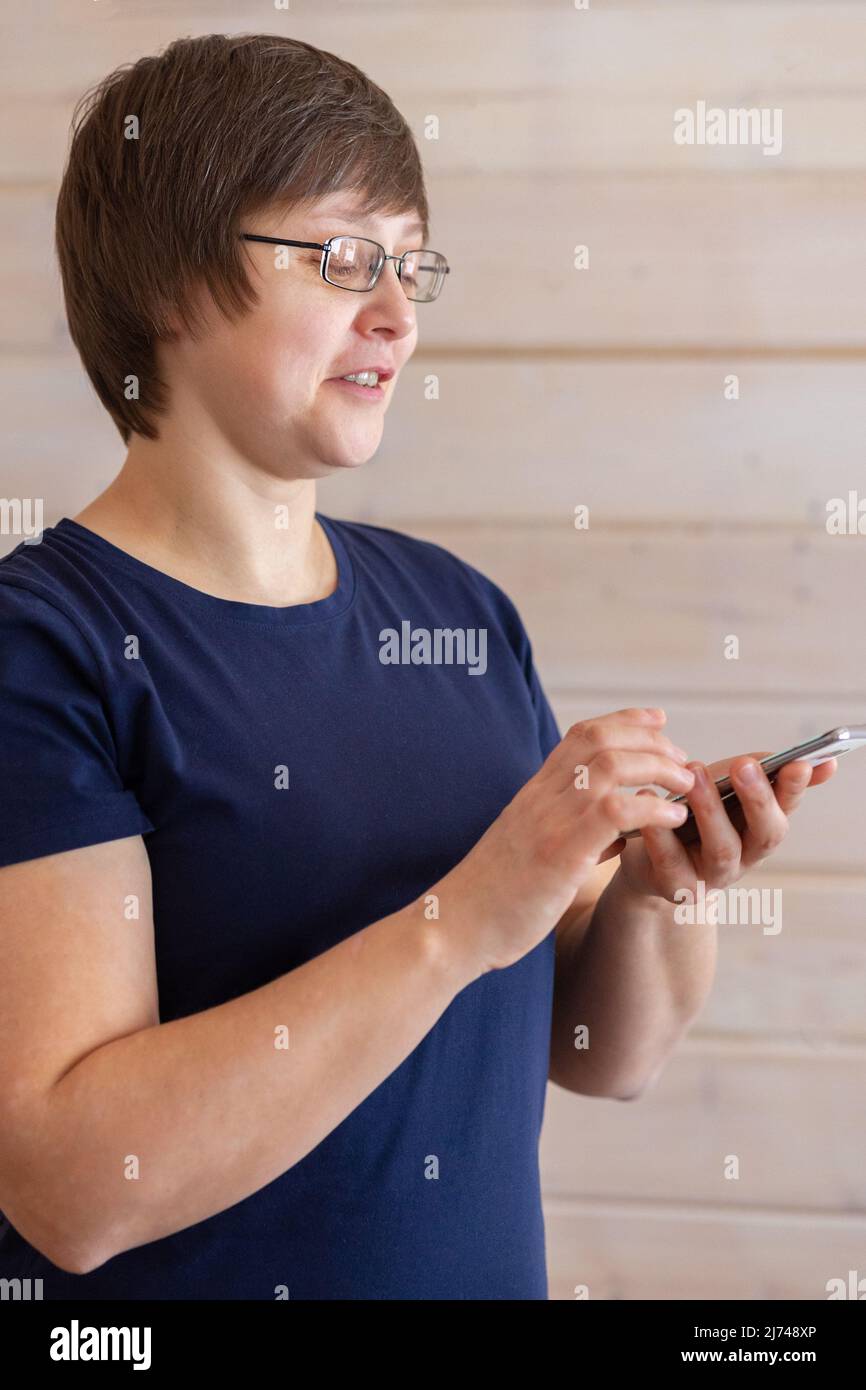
[239, 232, 450, 302]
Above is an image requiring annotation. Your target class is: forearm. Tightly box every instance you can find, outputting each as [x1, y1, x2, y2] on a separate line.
[549, 866, 717, 1099]
[12, 886, 477, 1273]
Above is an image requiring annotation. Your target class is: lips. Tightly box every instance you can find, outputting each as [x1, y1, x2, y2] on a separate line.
[328, 367, 395, 382]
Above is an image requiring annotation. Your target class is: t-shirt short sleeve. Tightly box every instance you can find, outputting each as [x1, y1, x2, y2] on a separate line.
[469, 566, 562, 763]
[0, 581, 154, 869]
[524, 644, 562, 762]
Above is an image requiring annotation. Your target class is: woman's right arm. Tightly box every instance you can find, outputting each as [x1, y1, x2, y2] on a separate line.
[0, 708, 691, 1275]
[0, 831, 483, 1275]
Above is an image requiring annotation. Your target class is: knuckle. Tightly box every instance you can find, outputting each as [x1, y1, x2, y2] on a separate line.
[592, 748, 619, 777]
[599, 789, 625, 821]
[656, 753, 682, 779]
[589, 723, 614, 750]
[712, 847, 740, 876]
[756, 822, 786, 857]
[573, 719, 606, 750]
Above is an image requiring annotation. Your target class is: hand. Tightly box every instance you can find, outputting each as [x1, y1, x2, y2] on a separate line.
[617, 745, 838, 901]
[439, 707, 696, 974]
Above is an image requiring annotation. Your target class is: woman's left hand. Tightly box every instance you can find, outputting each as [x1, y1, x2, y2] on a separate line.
[617, 751, 838, 901]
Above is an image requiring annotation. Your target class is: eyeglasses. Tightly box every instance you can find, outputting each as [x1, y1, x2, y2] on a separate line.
[240, 233, 450, 303]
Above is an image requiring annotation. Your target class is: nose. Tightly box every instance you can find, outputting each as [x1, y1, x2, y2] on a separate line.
[357, 259, 416, 339]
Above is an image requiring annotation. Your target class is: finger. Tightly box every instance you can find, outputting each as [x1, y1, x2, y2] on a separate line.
[768, 757, 819, 818]
[587, 785, 690, 839]
[704, 751, 838, 823]
[631, 787, 694, 892]
[726, 756, 789, 865]
[806, 756, 838, 785]
[682, 760, 743, 876]
[701, 751, 775, 788]
[583, 706, 670, 727]
[772, 767, 839, 811]
[570, 748, 697, 798]
[547, 718, 690, 786]
[563, 716, 687, 759]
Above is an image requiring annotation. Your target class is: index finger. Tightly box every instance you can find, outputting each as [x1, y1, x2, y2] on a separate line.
[540, 712, 690, 786]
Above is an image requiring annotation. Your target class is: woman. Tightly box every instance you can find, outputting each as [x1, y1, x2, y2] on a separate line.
[0, 33, 834, 1300]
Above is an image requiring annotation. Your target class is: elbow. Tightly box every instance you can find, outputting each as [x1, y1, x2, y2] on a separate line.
[13, 1212, 113, 1278]
[0, 1212, 101, 1278]
[550, 1046, 672, 1101]
[550, 1058, 646, 1101]
[0, 1101, 119, 1277]
[41, 1199, 122, 1274]
[0, 1182, 116, 1278]
[613, 1084, 646, 1102]
[48, 1234, 114, 1277]
[613, 1058, 669, 1102]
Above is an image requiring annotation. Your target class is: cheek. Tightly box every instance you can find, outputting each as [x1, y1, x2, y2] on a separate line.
[200, 312, 317, 418]
[175, 274, 347, 426]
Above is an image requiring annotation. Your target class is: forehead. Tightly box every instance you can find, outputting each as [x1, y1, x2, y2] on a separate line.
[302, 198, 425, 239]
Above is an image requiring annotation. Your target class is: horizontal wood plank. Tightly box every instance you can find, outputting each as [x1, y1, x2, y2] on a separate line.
[5, 172, 866, 349]
[3, 1, 865, 103]
[540, 1043, 866, 1213]
[408, 520, 866, 696]
[339, 357, 866, 525]
[543, 1198, 866, 1299]
[546, 863, 866, 1037]
[8, 353, 866, 526]
[6, 92, 866, 181]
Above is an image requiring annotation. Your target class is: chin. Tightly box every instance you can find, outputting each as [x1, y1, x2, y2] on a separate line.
[316, 429, 384, 473]
[287, 448, 373, 478]
[321, 449, 376, 473]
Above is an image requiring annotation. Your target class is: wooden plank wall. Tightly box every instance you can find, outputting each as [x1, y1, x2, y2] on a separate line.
[1, 0, 864, 1301]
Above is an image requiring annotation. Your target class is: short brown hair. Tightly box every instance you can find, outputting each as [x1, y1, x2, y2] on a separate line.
[55, 33, 430, 443]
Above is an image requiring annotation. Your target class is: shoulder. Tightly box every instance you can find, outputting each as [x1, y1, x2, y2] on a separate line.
[0, 537, 105, 673]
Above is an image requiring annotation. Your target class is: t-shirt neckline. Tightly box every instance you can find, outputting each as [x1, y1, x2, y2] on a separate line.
[51, 512, 356, 627]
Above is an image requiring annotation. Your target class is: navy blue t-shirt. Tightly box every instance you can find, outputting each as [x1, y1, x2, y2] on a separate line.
[0, 512, 562, 1300]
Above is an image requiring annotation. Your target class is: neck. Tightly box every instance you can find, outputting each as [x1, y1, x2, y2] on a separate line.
[72, 435, 337, 607]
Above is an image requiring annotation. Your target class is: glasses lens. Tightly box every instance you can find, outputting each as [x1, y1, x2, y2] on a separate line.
[324, 237, 384, 291]
[399, 250, 448, 302]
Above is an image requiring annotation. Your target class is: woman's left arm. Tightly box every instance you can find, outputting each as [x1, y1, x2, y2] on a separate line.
[548, 750, 838, 1100]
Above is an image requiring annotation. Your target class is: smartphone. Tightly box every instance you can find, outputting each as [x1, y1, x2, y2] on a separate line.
[619, 724, 866, 847]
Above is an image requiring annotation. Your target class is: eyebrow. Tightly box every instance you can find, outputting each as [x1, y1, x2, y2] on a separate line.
[309, 207, 426, 239]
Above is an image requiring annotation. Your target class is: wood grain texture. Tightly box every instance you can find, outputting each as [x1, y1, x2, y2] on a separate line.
[541, 1041, 866, 1212]
[543, 1199, 866, 1300]
[5, 174, 866, 350]
[7, 354, 866, 524]
[1, 0, 863, 1301]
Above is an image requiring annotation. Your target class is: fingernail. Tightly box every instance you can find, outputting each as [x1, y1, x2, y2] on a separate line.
[672, 745, 690, 763]
[737, 760, 760, 784]
[664, 803, 689, 822]
[689, 762, 709, 789]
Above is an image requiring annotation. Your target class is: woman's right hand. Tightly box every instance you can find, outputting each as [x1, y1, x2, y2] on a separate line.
[438, 707, 696, 976]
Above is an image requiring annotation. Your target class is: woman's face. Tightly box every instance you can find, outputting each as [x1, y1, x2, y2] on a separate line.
[162, 189, 422, 479]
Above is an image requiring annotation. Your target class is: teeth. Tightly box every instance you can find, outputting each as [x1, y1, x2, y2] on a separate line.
[342, 371, 380, 387]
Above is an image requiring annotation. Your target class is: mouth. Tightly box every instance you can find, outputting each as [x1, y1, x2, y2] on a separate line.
[325, 366, 394, 402]
[326, 377, 386, 401]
